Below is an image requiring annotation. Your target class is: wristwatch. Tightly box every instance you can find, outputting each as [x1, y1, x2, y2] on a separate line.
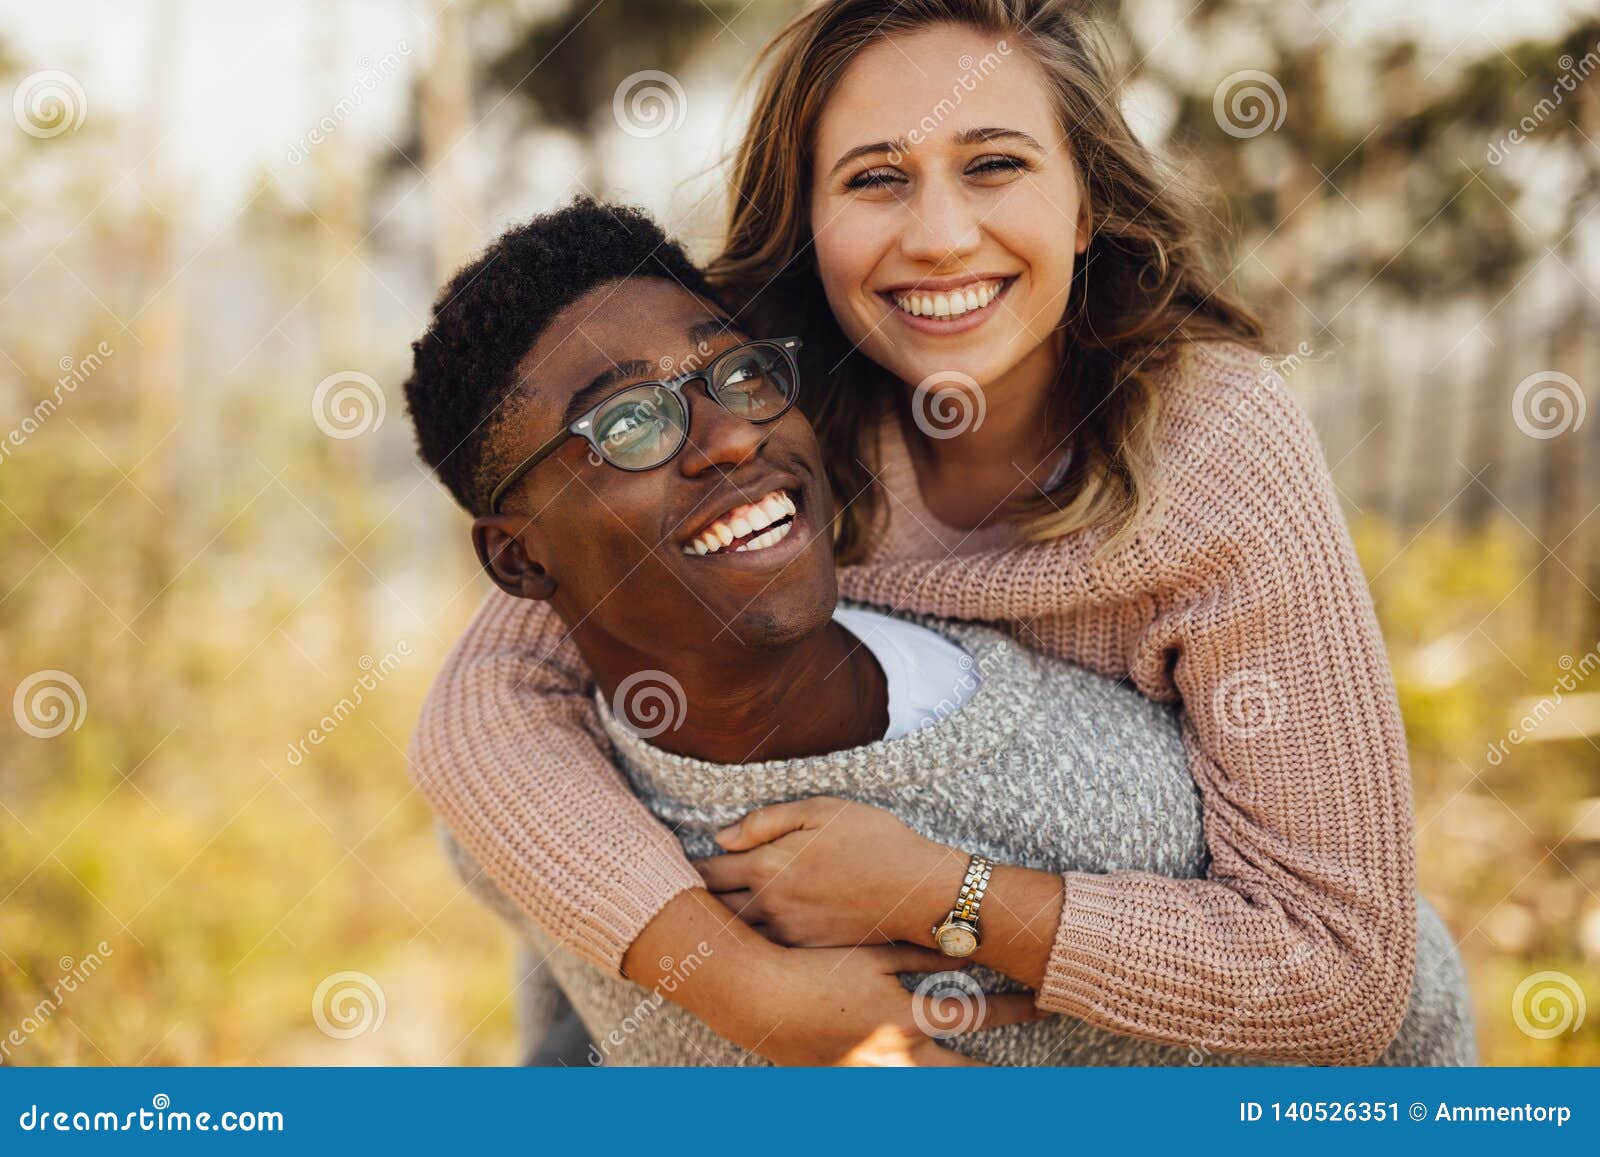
[931, 853, 993, 957]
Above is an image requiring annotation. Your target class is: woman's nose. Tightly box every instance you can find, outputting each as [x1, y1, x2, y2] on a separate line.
[674, 383, 767, 476]
[899, 178, 983, 264]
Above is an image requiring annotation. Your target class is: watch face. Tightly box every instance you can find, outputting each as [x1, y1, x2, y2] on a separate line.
[937, 924, 978, 957]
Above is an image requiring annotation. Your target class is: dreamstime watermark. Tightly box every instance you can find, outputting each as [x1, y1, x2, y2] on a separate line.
[611, 669, 688, 739]
[928, 639, 1008, 727]
[827, 630, 1010, 787]
[0, 942, 113, 1062]
[18, 1095, 284, 1134]
[13, 69, 87, 138]
[0, 341, 112, 466]
[1510, 970, 1586, 1040]
[312, 970, 386, 1039]
[1181, 345, 1313, 464]
[13, 670, 87, 739]
[613, 70, 686, 139]
[1212, 69, 1287, 139]
[1135, 343, 1315, 544]
[586, 944, 713, 1065]
[1484, 641, 1599, 766]
[911, 370, 985, 439]
[286, 43, 412, 164]
[285, 642, 412, 766]
[886, 42, 1013, 163]
[1487, 40, 1600, 165]
[910, 971, 986, 1039]
[570, 341, 717, 469]
[657, 338, 716, 378]
[1511, 369, 1586, 440]
[1261, 341, 1319, 381]
[1187, 938, 1318, 1065]
[1212, 669, 1283, 740]
[312, 370, 386, 439]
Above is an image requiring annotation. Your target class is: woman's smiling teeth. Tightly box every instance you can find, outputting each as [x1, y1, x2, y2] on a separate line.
[891, 278, 1006, 318]
[684, 489, 798, 556]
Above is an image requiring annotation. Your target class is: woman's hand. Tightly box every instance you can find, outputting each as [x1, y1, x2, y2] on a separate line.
[728, 941, 1037, 1066]
[694, 796, 965, 948]
[624, 889, 1039, 1066]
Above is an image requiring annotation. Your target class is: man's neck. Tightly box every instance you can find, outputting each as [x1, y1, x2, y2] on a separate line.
[581, 618, 889, 764]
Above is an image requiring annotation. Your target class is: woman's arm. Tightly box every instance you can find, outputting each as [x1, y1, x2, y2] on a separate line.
[623, 890, 1038, 1065]
[440, 822, 1038, 1064]
[409, 590, 702, 974]
[832, 342, 1417, 1064]
[699, 797, 1066, 989]
[1035, 350, 1417, 1065]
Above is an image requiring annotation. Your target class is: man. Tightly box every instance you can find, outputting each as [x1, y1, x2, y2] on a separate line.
[402, 200, 1473, 1066]
[404, 199, 1037, 1065]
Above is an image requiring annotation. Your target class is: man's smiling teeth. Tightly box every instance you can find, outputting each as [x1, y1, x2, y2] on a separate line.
[684, 489, 797, 556]
[892, 279, 1004, 318]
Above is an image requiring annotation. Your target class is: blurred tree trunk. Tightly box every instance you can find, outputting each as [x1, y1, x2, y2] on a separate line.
[311, 1, 378, 665]
[1571, 69, 1600, 653]
[1455, 291, 1512, 531]
[1535, 304, 1592, 650]
[1536, 70, 1598, 649]
[128, 0, 185, 723]
[420, 0, 481, 284]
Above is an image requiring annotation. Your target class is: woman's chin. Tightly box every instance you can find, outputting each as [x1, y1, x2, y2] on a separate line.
[884, 354, 1006, 396]
[858, 331, 1022, 395]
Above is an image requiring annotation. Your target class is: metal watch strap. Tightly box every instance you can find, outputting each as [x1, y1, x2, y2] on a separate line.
[951, 854, 993, 924]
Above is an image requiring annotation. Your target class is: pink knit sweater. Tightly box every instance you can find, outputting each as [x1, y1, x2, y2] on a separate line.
[409, 339, 1418, 1062]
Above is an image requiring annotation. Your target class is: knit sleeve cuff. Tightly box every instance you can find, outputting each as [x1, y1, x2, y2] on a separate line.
[1036, 872, 1127, 1016]
[558, 841, 705, 980]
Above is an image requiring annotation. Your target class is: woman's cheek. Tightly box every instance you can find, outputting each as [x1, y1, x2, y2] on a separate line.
[1011, 253, 1066, 336]
[1030, 251, 1078, 341]
[818, 265, 869, 350]
[1008, 188, 1081, 326]
[813, 217, 879, 337]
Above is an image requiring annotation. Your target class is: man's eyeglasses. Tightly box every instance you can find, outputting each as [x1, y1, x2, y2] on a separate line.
[489, 337, 802, 513]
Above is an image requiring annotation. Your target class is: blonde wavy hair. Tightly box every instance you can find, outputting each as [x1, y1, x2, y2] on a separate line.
[708, 0, 1269, 563]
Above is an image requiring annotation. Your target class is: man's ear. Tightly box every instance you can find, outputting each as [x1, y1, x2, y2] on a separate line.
[471, 515, 558, 601]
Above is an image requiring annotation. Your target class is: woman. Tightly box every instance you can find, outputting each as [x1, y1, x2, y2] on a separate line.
[412, 0, 1425, 1062]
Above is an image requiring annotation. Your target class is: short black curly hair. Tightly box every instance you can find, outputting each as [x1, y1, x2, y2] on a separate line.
[403, 198, 719, 514]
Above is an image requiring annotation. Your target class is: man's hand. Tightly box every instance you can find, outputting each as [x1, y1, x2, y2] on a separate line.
[694, 796, 966, 947]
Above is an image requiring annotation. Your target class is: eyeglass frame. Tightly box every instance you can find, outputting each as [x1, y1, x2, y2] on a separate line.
[487, 336, 803, 514]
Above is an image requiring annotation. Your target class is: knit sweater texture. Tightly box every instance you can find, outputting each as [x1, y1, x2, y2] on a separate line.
[409, 339, 1423, 1063]
[443, 609, 1473, 1065]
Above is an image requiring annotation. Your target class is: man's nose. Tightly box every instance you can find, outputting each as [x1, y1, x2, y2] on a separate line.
[674, 382, 767, 477]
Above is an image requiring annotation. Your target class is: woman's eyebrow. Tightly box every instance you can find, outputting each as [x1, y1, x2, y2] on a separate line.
[826, 139, 907, 178]
[826, 127, 1045, 178]
[954, 126, 1044, 151]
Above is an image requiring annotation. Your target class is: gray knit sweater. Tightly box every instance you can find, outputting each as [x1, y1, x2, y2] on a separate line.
[446, 606, 1474, 1066]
